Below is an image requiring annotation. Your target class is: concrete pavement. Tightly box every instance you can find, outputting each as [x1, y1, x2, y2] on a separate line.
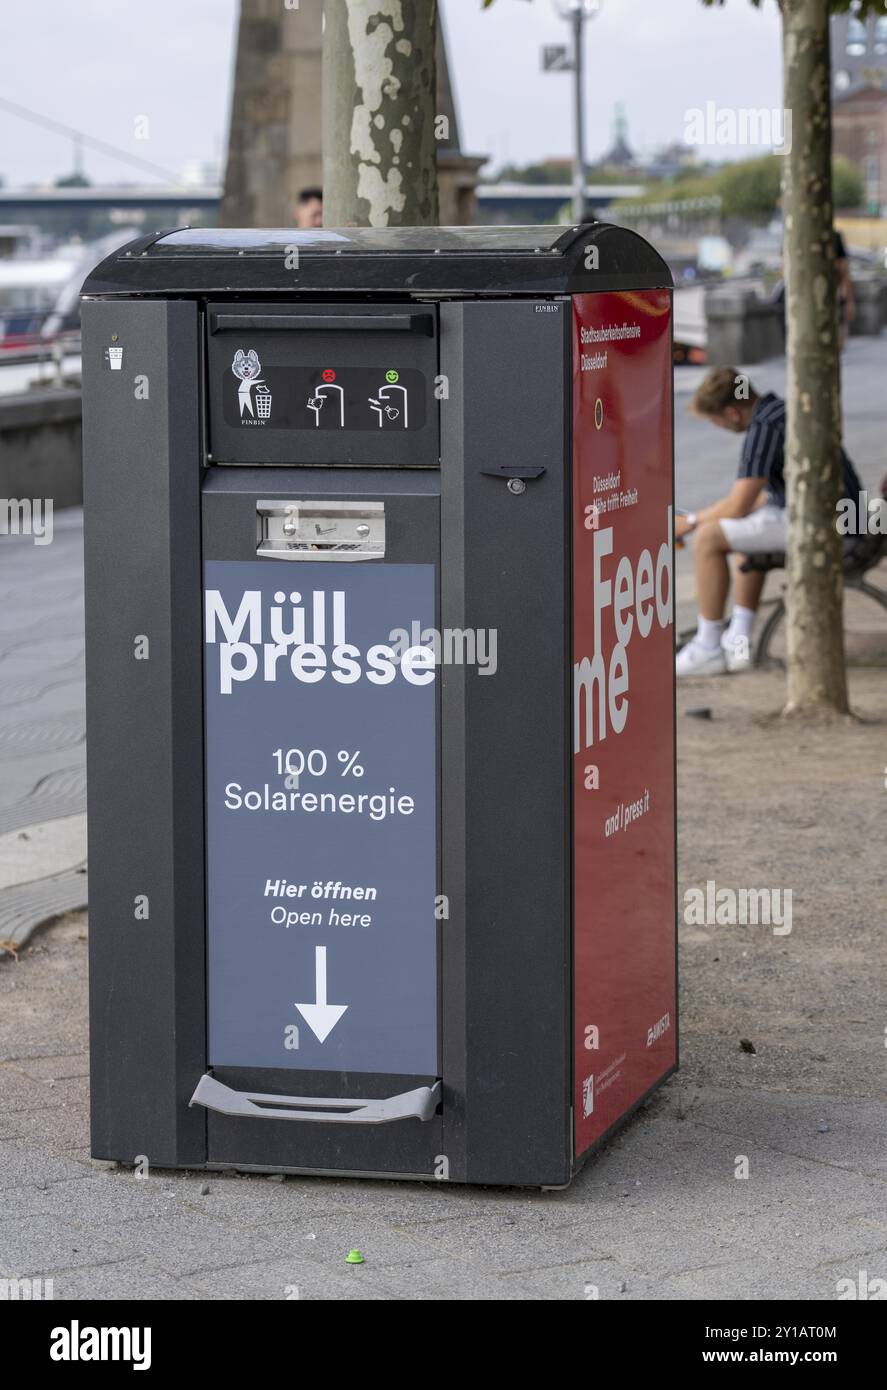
[0, 508, 86, 957]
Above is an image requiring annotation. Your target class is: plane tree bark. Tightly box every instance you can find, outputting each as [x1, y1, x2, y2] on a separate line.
[322, 0, 439, 226]
[781, 0, 848, 715]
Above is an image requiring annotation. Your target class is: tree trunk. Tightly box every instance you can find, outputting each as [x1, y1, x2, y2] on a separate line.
[781, 0, 848, 715]
[322, 0, 439, 226]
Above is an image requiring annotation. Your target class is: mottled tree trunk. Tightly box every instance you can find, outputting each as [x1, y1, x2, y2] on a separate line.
[322, 0, 439, 226]
[781, 0, 848, 715]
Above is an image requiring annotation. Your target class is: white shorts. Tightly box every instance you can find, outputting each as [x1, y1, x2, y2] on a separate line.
[719, 504, 787, 554]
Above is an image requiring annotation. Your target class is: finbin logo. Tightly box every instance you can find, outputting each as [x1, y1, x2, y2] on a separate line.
[205, 588, 436, 695]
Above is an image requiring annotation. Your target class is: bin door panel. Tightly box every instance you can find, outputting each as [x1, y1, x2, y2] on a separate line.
[200, 470, 442, 1174]
[205, 301, 439, 467]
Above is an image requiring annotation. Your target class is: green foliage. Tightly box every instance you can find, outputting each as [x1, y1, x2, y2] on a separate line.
[832, 154, 864, 209]
[493, 160, 646, 186]
[614, 153, 864, 215]
[494, 161, 571, 185]
[718, 155, 782, 218]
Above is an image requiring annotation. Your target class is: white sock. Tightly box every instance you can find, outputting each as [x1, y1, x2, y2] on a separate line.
[696, 616, 725, 650]
[724, 605, 756, 641]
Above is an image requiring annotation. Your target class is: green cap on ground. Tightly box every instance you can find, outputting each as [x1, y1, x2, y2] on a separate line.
[345, 1249, 365, 1265]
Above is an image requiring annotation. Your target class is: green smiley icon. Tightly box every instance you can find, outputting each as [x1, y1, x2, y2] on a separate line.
[385, 369, 399, 383]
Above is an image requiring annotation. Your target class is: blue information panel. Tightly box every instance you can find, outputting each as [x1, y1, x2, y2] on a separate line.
[204, 560, 438, 1075]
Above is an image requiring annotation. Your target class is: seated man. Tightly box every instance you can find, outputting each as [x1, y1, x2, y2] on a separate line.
[675, 367, 862, 676]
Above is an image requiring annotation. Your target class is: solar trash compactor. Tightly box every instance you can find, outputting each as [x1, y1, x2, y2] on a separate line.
[81, 225, 676, 1187]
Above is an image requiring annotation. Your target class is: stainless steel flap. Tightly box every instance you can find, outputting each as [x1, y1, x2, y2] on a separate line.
[256, 499, 385, 561]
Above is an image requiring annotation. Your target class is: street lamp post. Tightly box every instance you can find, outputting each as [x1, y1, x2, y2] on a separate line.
[571, 5, 585, 223]
[552, 0, 602, 224]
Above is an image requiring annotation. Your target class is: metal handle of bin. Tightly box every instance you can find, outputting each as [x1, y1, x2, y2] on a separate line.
[210, 313, 434, 335]
[189, 1073, 441, 1124]
[256, 499, 385, 562]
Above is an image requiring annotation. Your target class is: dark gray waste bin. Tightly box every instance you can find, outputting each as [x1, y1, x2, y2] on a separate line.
[81, 224, 677, 1187]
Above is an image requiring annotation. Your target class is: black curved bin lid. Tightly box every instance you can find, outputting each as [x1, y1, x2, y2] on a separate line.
[81, 222, 673, 299]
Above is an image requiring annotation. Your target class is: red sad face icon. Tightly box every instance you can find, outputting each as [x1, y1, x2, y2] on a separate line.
[322, 368, 336, 383]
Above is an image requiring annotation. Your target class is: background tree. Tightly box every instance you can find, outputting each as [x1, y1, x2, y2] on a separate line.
[323, 0, 439, 226]
[486, 0, 878, 714]
[703, 0, 884, 716]
[613, 154, 862, 219]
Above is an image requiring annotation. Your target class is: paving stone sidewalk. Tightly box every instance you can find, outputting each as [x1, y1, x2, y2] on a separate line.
[0, 509, 86, 957]
[2, 660, 886, 1299]
[1, 913, 884, 1303]
[2, 355, 886, 1298]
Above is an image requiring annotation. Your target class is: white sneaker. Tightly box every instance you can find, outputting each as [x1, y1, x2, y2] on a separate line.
[721, 632, 753, 672]
[676, 639, 727, 677]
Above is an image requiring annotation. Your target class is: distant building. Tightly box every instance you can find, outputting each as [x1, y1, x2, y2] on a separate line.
[600, 103, 636, 170]
[644, 142, 699, 181]
[833, 88, 887, 213]
[832, 12, 887, 99]
[831, 11, 887, 214]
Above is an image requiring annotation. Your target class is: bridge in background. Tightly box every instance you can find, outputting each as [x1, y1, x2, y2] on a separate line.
[0, 182, 646, 230]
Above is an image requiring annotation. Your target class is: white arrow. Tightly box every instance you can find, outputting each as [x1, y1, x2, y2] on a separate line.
[295, 946, 348, 1043]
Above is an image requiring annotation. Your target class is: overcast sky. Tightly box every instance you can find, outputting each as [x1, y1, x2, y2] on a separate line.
[0, 0, 783, 187]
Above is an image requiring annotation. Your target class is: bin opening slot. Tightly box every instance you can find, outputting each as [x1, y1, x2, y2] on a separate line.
[210, 312, 434, 336]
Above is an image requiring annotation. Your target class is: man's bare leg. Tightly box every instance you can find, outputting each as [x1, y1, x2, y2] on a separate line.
[677, 527, 765, 675]
[694, 520, 732, 620]
[674, 519, 734, 675]
[733, 557, 766, 612]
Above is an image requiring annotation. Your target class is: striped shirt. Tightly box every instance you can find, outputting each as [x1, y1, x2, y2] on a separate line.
[739, 393, 862, 509]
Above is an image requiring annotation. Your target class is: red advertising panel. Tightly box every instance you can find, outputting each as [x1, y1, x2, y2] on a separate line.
[572, 290, 676, 1159]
